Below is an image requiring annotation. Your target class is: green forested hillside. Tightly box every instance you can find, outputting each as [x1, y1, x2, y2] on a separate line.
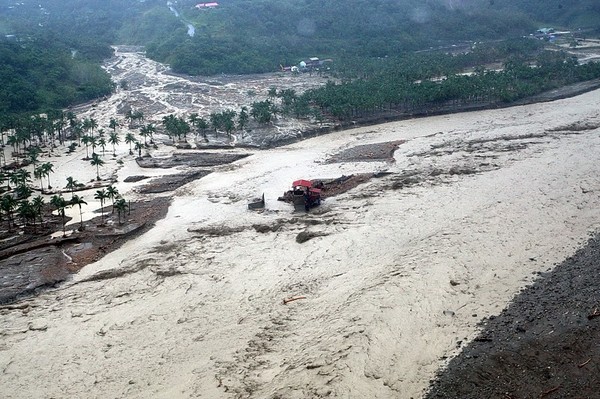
[0, 0, 599, 117]
[146, 0, 537, 74]
[142, 0, 600, 75]
[0, 35, 114, 116]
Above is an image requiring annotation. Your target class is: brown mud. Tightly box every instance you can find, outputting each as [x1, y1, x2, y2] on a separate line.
[0, 196, 170, 304]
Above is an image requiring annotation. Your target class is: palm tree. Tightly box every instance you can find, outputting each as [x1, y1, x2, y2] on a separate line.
[94, 189, 108, 225]
[106, 185, 119, 213]
[15, 183, 32, 200]
[81, 135, 92, 159]
[196, 117, 208, 140]
[50, 194, 68, 236]
[125, 110, 134, 127]
[8, 171, 20, 189]
[17, 199, 35, 231]
[109, 117, 119, 133]
[98, 137, 107, 157]
[0, 171, 7, 192]
[65, 176, 79, 199]
[90, 136, 98, 156]
[72, 123, 83, 146]
[13, 169, 31, 198]
[34, 165, 45, 192]
[114, 197, 128, 224]
[82, 118, 92, 136]
[27, 146, 41, 168]
[6, 134, 18, 157]
[31, 195, 44, 226]
[134, 141, 144, 157]
[70, 194, 87, 231]
[267, 87, 278, 99]
[90, 153, 104, 180]
[250, 100, 274, 124]
[124, 133, 136, 155]
[139, 124, 152, 146]
[89, 117, 98, 137]
[108, 132, 120, 157]
[1, 194, 17, 231]
[222, 110, 237, 138]
[238, 106, 249, 134]
[189, 113, 199, 137]
[41, 162, 54, 189]
[14, 169, 31, 186]
[67, 112, 78, 130]
[133, 111, 144, 126]
[145, 123, 156, 144]
[162, 114, 178, 143]
[209, 112, 221, 137]
[178, 118, 191, 140]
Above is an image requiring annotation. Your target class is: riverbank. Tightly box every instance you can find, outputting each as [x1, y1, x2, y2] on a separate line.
[426, 232, 600, 398]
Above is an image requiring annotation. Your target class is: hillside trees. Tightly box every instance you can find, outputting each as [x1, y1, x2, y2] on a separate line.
[0, 37, 114, 116]
[299, 50, 600, 121]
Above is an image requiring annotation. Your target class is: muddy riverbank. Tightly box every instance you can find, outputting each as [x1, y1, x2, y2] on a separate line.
[426, 232, 600, 398]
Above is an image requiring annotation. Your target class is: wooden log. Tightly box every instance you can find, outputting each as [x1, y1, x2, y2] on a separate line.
[283, 296, 306, 305]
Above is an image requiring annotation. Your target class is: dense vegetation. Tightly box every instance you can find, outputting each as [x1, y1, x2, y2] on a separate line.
[146, 0, 600, 75]
[0, 0, 160, 117]
[300, 50, 600, 120]
[0, 36, 114, 116]
[1, 0, 599, 119]
[148, 45, 600, 135]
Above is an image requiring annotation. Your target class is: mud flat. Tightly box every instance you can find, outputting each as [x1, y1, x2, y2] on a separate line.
[0, 197, 170, 304]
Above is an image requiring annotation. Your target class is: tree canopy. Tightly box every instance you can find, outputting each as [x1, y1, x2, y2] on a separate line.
[0, 0, 599, 118]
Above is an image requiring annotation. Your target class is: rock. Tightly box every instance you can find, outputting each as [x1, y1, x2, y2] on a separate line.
[443, 310, 455, 317]
[296, 230, 327, 243]
[28, 322, 48, 331]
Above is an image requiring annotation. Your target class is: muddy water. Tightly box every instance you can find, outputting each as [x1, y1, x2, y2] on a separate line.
[2, 84, 600, 398]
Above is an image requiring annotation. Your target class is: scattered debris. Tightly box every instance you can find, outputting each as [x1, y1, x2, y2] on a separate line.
[283, 296, 306, 305]
[296, 230, 328, 243]
[247, 193, 265, 210]
[540, 385, 561, 398]
[443, 310, 455, 317]
[578, 358, 591, 368]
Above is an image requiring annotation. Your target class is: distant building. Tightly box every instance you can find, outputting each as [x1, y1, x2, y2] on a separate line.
[196, 2, 218, 9]
[537, 28, 555, 35]
[281, 57, 333, 73]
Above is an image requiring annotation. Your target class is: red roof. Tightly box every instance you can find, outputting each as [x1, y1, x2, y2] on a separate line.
[292, 179, 312, 188]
